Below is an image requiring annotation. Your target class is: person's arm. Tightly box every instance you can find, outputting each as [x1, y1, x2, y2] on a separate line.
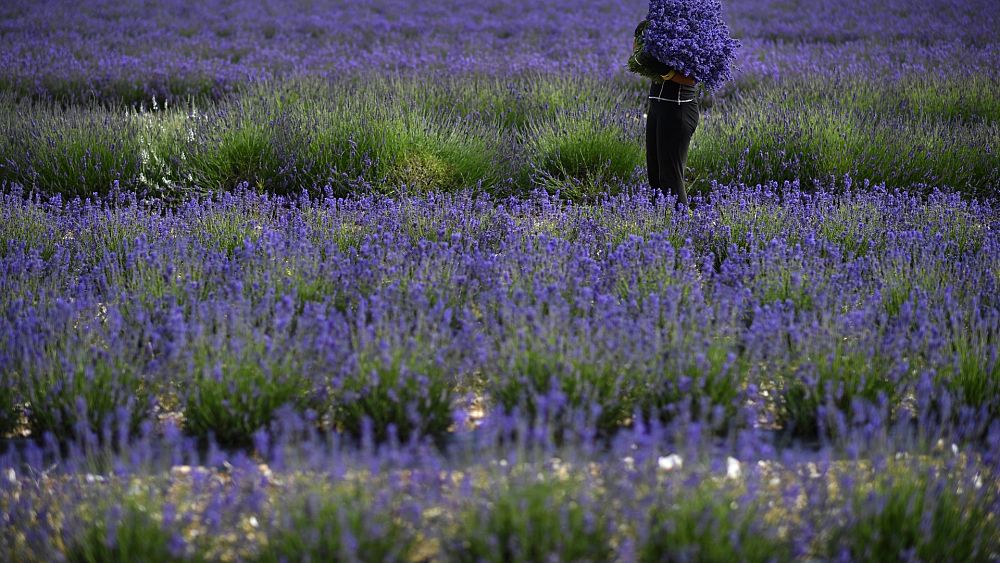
[660, 68, 697, 86]
[670, 71, 697, 86]
[633, 19, 696, 85]
[632, 20, 646, 52]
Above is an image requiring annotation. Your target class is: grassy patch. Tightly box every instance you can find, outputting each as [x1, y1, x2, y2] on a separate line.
[522, 107, 644, 200]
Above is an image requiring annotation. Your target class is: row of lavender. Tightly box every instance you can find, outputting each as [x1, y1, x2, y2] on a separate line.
[2, 181, 998, 445]
[2, 181, 999, 559]
[1, 0, 997, 102]
[3, 416, 996, 561]
[2, 73, 996, 201]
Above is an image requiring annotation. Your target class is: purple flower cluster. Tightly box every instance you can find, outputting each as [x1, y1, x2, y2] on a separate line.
[2, 180, 998, 444]
[639, 0, 741, 91]
[0, 0, 995, 103]
[2, 181, 999, 558]
[1, 400, 997, 560]
[0, 0, 998, 557]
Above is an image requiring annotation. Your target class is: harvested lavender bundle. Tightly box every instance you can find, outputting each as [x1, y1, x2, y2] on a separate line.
[628, 0, 740, 91]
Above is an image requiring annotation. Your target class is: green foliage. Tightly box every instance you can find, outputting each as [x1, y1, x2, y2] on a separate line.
[689, 79, 1000, 197]
[597, 206, 679, 248]
[25, 348, 150, 439]
[256, 486, 414, 563]
[184, 353, 312, 446]
[333, 350, 456, 444]
[0, 371, 19, 436]
[816, 199, 887, 257]
[827, 470, 1000, 562]
[917, 200, 990, 255]
[639, 482, 792, 563]
[182, 321, 315, 445]
[636, 337, 746, 432]
[66, 500, 183, 563]
[522, 108, 644, 201]
[938, 332, 1000, 418]
[0, 98, 144, 197]
[181, 100, 284, 193]
[408, 72, 608, 131]
[191, 205, 268, 257]
[0, 197, 57, 260]
[4, 73, 996, 199]
[489, 347, 636, 438]
[778, 345, 897, 440]
[378, 112, 503, 194]
[776, 74, 1000, 126]
[447, 479, 613, 563]
[701, 197, 791, 265]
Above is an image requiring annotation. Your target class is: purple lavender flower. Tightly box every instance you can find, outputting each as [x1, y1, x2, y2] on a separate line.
[638, 0, 741, 91]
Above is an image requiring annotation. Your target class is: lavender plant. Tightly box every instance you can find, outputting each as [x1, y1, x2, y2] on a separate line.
[638, 481, 793, 562]
[825, 468, 1000, 562]
[65, 498, 184, 563]
[333, 348, 458, 445]
[179, 296, 320, 446]
[446, 478, 613, 563]
[256, 484, 416, 562]
[11, 299, 155, 440]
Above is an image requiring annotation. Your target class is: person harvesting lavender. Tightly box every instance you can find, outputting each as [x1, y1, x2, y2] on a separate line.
[629, 0, 740, 207]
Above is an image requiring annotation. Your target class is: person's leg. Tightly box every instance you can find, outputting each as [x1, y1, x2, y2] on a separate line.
[656, 106, 688, 204]
[655, 102, 692, 207]
[645, 104, 661, 194]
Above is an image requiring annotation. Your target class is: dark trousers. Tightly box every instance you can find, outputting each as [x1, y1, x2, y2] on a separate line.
[645, 80, 699, 206]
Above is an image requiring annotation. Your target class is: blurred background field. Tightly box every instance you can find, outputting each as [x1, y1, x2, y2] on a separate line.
[1, 0, 999, 561]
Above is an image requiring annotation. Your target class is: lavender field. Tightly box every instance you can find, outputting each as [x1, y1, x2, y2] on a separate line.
[1, 0, 999, 561]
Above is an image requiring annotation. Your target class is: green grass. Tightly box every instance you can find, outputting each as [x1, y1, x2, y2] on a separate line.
[522, 107, 644, 201]
[0, 98, 144, 198]
[0, 194, 58, 260]
[637, 336, 747, 432]
[773, 74, 1000, 125]
[23, 326, 152, 439]
[689, 77, 1000, 198]
[937, 328, 1000, 420]
[778, 344, 898, 440]
[0, 371, 19, 436]
[2, 73, 996, 200]
[186, 120, 283, 193]
[377, 112, 505, 194]
[489, 347, 637, 438]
